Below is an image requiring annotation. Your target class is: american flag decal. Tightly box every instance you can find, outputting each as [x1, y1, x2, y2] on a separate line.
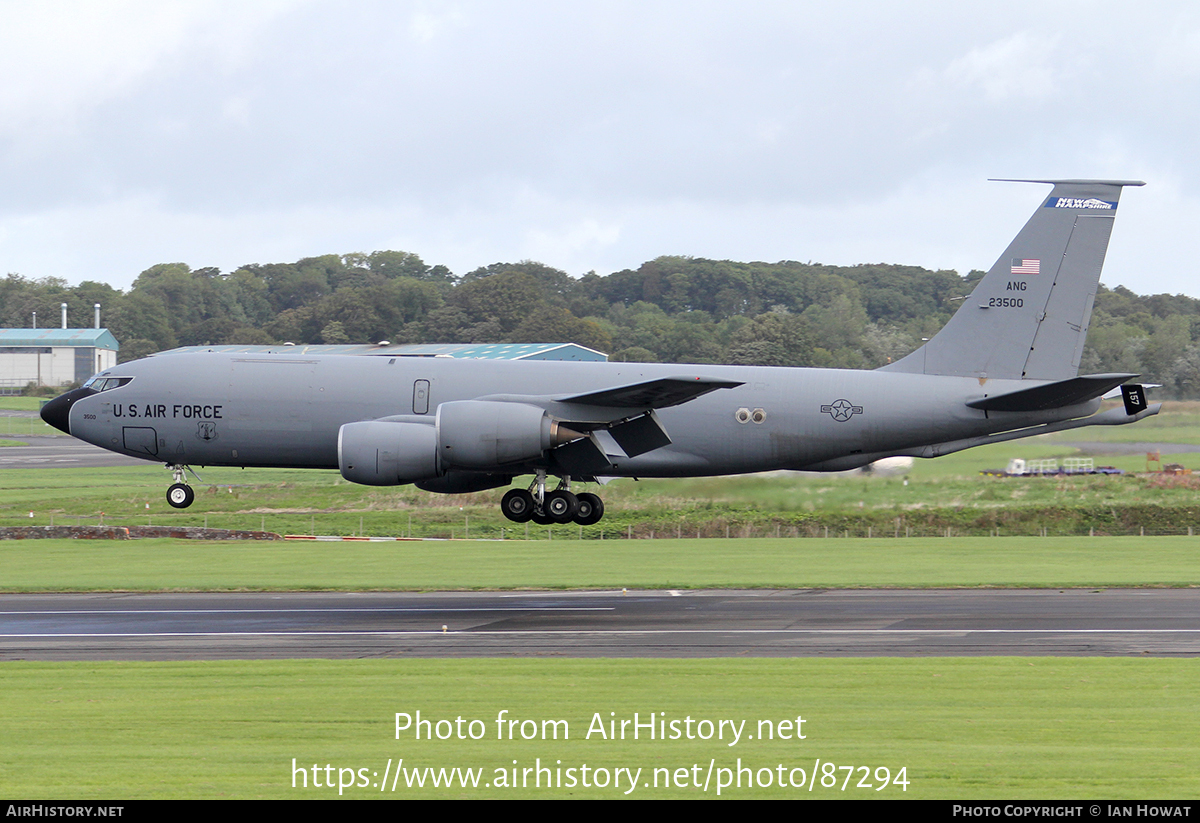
[1011, 258, 1040, 275]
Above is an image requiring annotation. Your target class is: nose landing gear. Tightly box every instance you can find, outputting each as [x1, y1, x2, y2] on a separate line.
[165, 464, 196, 509]
[500, 473, 606, 525]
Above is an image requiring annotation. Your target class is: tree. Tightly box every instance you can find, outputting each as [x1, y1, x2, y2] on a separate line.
[726, 312, 816, 366]
[509, 306, 613, 352]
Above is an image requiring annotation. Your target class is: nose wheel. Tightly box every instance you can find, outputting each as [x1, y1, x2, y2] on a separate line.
[165, 464, 197, 509]
[167, 483, 195, 509]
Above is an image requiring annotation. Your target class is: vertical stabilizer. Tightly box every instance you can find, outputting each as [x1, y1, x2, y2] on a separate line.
[881, 179, 1143, 380]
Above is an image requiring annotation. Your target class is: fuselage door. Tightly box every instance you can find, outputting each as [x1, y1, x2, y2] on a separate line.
[413, 379, 430, 415]
[122, 426, 159, 457]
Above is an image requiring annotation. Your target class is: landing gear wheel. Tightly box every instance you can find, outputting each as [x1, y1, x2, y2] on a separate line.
[500, 489, 535, 522]
[574, 492, 604, 525]
[544, 490, 578, 524]
[530, 508, 554, 525]
[166, 483, 194, 509]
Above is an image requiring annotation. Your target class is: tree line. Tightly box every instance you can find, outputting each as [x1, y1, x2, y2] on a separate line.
[3, 250, 1200, 397]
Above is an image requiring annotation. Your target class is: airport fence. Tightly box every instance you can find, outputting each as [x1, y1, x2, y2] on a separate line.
[0, 415, 59, 437]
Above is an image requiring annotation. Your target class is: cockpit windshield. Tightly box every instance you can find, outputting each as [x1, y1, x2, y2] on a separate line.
[83, 376, 133, 392]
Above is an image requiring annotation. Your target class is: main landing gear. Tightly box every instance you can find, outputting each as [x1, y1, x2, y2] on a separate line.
[165, 464, 196, 509]
[500, 471, 605, 525]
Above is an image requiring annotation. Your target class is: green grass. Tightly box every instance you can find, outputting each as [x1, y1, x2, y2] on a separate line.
[0, 397, 47, 411]
[10, 459, 1200, 539]
[0, 394, 67, 436]
[1, 535, 1197, 591]
[1, 658, 1196, 799]
[0, 416, 60, 437]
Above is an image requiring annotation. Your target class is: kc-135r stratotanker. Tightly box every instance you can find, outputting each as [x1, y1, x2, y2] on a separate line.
[41, 179, 1157, 525]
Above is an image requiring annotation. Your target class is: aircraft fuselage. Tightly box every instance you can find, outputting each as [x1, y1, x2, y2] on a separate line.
[58, 351, 1094, 476]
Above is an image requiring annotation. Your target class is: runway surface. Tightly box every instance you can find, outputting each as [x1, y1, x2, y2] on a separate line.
[0, 435, 149, 469]
[1, 588, 1197, 660]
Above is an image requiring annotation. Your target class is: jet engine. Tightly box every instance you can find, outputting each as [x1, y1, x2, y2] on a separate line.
[338, 402, 584, 486]
[338, 420, 440, 486]
[436, 401, 583, 470]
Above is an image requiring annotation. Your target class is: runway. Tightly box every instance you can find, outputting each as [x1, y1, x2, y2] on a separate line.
[0, 435, 149, 468]
[1, 588, 1197, 660]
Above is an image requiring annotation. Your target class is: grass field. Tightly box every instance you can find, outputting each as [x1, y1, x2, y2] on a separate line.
[0, 397, 48, 412]
[1, 658, 1197, 799]
[0, 534, 1197, 591]
[0, 416, 59, 437]
[7, 456, 1200, 538]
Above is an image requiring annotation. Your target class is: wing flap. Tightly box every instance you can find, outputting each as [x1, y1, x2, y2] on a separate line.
[607, 410, 672, 457]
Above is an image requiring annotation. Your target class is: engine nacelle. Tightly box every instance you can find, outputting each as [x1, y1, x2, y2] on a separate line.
[338, 420, 440, 486]
[436, 400, 580, 470]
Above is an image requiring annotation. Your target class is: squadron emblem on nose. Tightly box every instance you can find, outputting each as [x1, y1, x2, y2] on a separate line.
[820, 399, 863, 422]
[196, 421, 218, 441]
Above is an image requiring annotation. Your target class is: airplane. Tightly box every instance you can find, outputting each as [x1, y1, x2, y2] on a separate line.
[41, 178, 1158, 525]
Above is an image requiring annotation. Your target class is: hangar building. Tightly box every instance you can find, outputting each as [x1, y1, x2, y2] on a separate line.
[158, 342, 608, 361]
[0, 329, 120, 392]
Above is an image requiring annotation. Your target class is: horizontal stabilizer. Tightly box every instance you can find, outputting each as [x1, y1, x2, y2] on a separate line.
[558, 376, 742, 409]
[966, 373, 1137, 412]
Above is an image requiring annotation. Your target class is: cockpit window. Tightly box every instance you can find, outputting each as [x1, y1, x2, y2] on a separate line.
[84, 376, 133, 392]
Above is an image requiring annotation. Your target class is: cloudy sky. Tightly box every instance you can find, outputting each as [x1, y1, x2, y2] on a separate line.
[0, 1, 1196, 295]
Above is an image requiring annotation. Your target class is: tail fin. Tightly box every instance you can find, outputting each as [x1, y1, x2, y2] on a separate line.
[881, 178, 1144, 380]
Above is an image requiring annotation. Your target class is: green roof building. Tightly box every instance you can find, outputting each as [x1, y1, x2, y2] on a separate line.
[0, 329, 120, 391]
[159, 342, 608, 361]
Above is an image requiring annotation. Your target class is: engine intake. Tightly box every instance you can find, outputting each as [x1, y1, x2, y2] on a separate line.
[338, 420, 440, 486]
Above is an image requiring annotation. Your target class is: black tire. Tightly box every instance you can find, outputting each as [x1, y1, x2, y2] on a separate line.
[530, 508, 554, 525]
[500, 489, 535, 523]
[544, 490, 578, 524]
[574, 492, 604, 525]
[166, 483, 194, 509]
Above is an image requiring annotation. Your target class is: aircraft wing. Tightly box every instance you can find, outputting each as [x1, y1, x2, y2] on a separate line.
[966, 373, 1137, 412]
[556, 376, 743, 409]
[495, 376, 744, 472]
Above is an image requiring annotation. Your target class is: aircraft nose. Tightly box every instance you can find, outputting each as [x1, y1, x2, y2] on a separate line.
[39, 387, 94, 434]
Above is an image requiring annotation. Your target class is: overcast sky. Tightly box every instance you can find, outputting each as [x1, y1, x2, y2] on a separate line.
[0, 1, 1196, 296]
